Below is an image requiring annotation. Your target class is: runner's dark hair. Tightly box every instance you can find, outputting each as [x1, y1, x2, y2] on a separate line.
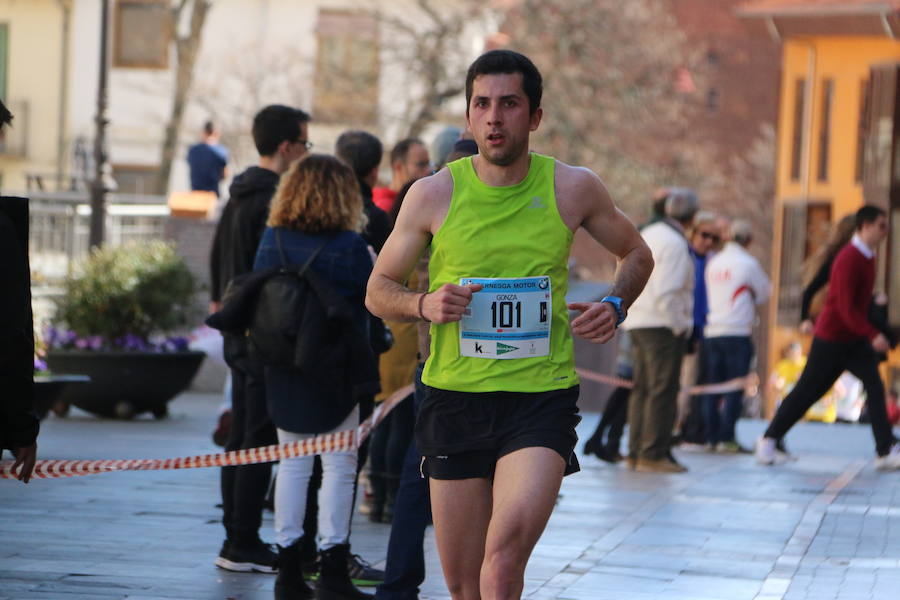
[465, 50, 542, 116]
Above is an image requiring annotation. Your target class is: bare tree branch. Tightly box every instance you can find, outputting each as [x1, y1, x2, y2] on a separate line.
[155, 0, 211, 194]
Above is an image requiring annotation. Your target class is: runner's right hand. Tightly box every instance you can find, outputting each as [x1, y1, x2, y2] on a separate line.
[421, 283, 483, 323]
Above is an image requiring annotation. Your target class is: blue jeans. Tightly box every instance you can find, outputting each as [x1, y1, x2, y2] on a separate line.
[375, 364, 431, 600]
[701, 336, 753, 445]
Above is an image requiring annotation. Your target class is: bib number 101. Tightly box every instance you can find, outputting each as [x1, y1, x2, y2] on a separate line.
[491, 301, 521, 328]
[489, 300, 548, 328]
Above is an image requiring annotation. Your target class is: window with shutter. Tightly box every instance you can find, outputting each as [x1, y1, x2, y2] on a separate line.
[313, 10, 379, 124]
[114, 0, 170, 69]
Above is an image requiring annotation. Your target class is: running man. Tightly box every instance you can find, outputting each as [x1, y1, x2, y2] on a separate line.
[366, 50, 653, 600]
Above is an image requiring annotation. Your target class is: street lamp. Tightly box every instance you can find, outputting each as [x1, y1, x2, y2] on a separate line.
[89, 0, 114, 249]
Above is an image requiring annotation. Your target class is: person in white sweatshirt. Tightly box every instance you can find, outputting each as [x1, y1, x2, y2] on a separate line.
[701, 219, 771, 452]
[624, 188, 698, 473]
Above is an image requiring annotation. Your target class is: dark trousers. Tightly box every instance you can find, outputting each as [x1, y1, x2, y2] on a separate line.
[680, 394, 708, 444]
[628, 327, 685, 461]
[375, 365, 431, 600]
[585, 385, 630, 454]
[702, 336, 753, 445]
[221, 362, 277, 544]
[679, 342, 709, 444]
[765, 336, 895, 456]
[370, 393, 416, 478]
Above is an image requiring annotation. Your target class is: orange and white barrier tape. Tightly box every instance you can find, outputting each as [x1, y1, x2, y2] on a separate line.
[575, 368, 756, 396]
[0, 384, 413, 481]
[2, 368, 756, 481]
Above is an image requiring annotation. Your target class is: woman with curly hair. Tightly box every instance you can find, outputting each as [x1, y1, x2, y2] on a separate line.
[253, 153, 373, 600]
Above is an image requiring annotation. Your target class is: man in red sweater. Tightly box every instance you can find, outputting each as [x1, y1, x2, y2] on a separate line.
[756, 205, 898, 470]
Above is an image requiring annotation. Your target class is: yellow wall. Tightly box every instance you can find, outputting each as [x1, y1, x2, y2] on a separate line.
[0, 0, 65, 193]
[769, 35, 900, 413]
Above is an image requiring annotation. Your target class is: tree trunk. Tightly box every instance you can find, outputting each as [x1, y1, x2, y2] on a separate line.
[155, 0, 211, 195]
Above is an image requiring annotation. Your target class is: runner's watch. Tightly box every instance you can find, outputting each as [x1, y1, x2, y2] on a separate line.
[600, 295, 627, 328]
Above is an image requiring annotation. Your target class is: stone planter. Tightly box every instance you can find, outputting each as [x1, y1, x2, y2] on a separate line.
[33, 375, 91, 419]
[44, 350, 206, 419]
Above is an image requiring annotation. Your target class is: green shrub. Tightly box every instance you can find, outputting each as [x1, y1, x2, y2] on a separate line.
[54, 241, 196, 345]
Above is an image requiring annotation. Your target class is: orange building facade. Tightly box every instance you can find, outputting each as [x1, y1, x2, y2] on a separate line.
[738, 0, 900, 413]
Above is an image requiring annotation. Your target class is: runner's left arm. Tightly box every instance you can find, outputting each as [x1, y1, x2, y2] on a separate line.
[574, 168, 653, 307]
[562, 167, 653, 343]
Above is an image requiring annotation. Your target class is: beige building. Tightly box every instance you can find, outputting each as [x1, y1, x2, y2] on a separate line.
[0, 0, 494, 197]
[0, 0, 72, 193]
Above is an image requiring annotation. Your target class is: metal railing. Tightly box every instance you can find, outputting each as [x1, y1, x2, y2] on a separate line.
[29, 191, 170, 287]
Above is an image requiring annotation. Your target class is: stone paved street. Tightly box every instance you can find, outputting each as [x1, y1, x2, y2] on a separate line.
[2, 392, 899, 600]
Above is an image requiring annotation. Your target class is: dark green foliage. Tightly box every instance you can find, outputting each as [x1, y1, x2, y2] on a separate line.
[55, 241, 196, 343]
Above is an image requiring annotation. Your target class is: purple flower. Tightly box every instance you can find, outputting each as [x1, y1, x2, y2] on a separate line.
[44, 326, 59, 346]
[168, 337, 189, 352]
[33, 357, 47, 372]
[117, 333, 148, 351]
[46, 326, 189, 354]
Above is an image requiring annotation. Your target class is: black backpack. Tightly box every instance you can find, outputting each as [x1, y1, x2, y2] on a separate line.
[207, 231, 374, 376]
[207, 230, 380, 431]
[247, 232, 330, 370]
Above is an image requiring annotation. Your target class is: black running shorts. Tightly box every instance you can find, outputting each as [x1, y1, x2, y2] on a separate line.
[415, 384, 581, 480]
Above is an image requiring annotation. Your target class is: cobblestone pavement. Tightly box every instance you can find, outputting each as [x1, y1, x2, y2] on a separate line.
[1, 392, 899, 599]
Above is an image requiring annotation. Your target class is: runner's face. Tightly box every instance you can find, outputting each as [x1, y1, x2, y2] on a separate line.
[466, 73, 541, 167]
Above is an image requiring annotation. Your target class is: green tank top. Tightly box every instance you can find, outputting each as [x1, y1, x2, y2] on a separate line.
[421, 153, 578, 393]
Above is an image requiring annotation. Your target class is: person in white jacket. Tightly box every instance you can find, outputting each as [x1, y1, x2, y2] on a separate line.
[624, 188, 698, 473]
[702, 219, 771, 452]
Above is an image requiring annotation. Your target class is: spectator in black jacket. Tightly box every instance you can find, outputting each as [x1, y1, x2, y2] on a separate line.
[0, 100, 38, 483]
[209, 104, 310, 573]
[335, 130, 391, 253]
[0, 196, 38, 484]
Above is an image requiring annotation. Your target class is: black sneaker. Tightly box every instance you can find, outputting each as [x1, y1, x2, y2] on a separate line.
[347, 552, 384, 586]
[302, 556, 319, 581]
[214, 539, 278, 574]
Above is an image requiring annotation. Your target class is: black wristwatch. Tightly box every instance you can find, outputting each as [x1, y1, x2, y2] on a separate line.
[600, 295, 627, 328]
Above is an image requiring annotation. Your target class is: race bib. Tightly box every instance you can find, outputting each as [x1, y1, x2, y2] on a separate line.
[459, 276, 552, 359]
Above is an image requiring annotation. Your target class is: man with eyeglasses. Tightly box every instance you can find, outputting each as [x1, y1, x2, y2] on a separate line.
[209, 104, 311, 574]
[701, 219, 771, 453]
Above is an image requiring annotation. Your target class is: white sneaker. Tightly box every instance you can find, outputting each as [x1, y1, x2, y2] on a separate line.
[755, 436, 777, 466]
[875, 444, 900, 471]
